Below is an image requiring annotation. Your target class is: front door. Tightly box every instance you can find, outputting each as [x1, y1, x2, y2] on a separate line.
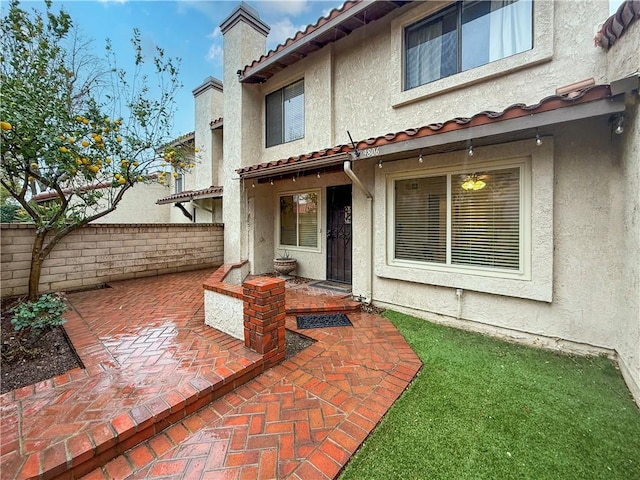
[326, 185, 352, 284]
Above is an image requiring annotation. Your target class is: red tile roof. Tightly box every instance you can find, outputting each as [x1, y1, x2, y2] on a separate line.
[210, 117, 223, 129]
[156, 185, 223, 205]
[595, 0, 640, 49]
[237, 85, 612, 176]
[239, 1, 409, 83]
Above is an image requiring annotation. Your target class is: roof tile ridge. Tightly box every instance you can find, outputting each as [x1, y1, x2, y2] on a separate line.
[241, 0, 360, 77]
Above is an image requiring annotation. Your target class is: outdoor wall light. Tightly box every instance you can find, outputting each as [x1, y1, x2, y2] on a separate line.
[418, 150, 424, 164]
[378, 159, 383, 168]
[468, 142, 474, 157]
[317, 171, 321, 178]
[292, 175, 296, 182]
[270, 178, 274, 186]
[615, 115, 624, 135]
[536, 130, 542, 146]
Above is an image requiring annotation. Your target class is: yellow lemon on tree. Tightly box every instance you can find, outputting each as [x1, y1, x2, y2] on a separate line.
[116, 136, 122, 143]
[60, 146, 69, 153]
[118, 177, 126, 185]
[1, 121, 12, 131]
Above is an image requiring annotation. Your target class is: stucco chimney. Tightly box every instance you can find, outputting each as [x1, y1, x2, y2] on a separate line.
[192, 77, 223, 187]
[220, 2, 270, 266]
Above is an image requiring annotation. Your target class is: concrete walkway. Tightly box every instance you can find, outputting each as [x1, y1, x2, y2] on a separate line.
[0, 269, 421, 479]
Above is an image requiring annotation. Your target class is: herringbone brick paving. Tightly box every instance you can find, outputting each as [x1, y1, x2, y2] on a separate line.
[1, 269, 421, 480]
[88, 307, 421, 478]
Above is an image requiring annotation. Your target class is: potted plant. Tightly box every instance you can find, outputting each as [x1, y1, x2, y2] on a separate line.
[273, 250, 297, 277]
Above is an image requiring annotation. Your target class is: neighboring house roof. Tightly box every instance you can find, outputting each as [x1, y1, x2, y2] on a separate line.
[239, 0, 410, 83]
[595, 0, 640, 49]
[156, 186, 223, 205]
[166, 131, 195, 148]
[32, 174, 160, 202]
[237, 84, 622, 178]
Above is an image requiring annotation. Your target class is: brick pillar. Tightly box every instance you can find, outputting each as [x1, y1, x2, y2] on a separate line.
[243, 277, 286, 366]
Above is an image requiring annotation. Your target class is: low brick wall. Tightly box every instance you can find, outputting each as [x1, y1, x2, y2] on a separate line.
[1, 223, 224, 298]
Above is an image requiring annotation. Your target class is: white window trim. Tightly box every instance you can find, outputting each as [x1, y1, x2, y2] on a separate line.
[375, 139, 553, 302]
[276, 188, 322, 253]
[390, 1, 554, 108]
[388, 160, 531, 280]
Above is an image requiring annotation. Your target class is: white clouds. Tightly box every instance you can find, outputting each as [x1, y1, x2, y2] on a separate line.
[205, 27, 222, 63]
[267, 18, 307, 50]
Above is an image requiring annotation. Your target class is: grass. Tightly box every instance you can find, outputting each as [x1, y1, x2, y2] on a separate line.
[339, 310, 640, 480]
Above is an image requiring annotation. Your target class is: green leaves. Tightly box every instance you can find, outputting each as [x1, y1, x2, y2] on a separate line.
[0, 0, 194, 299]
[10, 293, 68, 335]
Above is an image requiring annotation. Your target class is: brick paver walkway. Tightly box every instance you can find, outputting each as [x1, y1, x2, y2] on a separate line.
[1, 269, 421, 480]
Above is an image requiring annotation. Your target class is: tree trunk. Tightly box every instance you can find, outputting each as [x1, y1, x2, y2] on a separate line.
[28, 231, 46, 301]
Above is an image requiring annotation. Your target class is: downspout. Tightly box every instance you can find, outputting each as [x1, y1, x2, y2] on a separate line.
[343, 160, 373, 303]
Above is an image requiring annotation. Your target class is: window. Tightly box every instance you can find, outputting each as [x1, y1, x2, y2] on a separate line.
[405, 0, 533, 90]
[279, 191, 318, 248]
[266, 79, 304, 147]
[394, 166, 522, 272]
[175, 174, 183, 194]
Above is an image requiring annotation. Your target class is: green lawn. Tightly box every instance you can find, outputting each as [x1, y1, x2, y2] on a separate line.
[339, 310, 640, 480]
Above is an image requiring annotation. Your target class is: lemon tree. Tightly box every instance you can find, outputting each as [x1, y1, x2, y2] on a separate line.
[0, 0, 194, 300]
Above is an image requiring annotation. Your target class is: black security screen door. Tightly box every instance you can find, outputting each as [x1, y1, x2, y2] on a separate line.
[326, 185, 352, 283]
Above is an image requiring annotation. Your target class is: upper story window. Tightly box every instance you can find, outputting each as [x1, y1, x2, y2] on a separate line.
[266, 79, 304, 147]
[405, 0, 533, 90]
[175, 174, 183, 194]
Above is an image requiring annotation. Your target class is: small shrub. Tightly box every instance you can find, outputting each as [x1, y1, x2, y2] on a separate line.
[10, 294, 68, 338]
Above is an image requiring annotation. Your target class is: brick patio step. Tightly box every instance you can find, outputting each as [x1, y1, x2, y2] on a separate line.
[8, 354, 267, 480]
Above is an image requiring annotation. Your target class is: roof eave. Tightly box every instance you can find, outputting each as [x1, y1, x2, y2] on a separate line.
[348, 95, 626, 160]
[239, 1, 410, 83]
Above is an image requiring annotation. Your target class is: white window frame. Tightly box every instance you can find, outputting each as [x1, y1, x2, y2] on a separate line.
[388, 159, 530, 280]
[390, 1, 554, 108]
[277, 189, 321, 252]
[375, 139, 553, 302]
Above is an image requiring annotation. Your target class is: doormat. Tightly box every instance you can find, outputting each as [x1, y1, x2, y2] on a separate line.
[310, 281, 352, 293]
[296, 313, 353, 329]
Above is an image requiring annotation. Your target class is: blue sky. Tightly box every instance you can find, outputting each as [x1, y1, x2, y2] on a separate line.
[36, 0, 343, 138]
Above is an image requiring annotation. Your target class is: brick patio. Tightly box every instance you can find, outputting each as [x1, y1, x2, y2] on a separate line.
[0, 269, 421, 479]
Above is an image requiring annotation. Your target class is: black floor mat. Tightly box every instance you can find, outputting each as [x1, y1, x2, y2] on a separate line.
[296, 313, 352, 329]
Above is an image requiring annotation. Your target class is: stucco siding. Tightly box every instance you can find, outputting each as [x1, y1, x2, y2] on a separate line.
[371, 120, 627, 356]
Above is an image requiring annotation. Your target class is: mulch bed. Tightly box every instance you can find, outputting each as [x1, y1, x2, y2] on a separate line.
[1, 297, 82, 395]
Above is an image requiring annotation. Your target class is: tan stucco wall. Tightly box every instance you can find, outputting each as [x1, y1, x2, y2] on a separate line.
[1, 223, 223, 297]
[605, 19, 640, 401]
[90, 182, 171, 224]
[222, 15, 267, 266]
[221, 0, 639, 401]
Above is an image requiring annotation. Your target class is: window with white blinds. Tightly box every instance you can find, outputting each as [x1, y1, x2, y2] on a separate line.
[266, 80, 304, 147]
[394, 166, 522, 272]
[279, 191, 318, 249]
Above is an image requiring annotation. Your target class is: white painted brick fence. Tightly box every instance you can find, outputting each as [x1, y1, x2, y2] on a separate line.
[1, 223, 224, 298]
